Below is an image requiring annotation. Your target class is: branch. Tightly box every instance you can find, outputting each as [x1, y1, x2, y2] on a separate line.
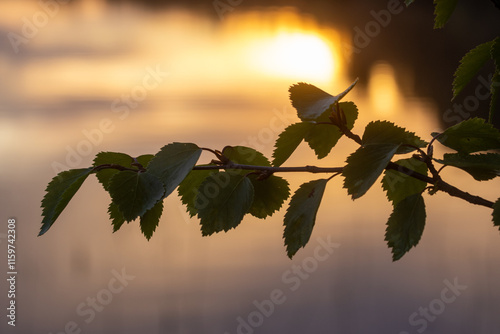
[435, 180, 495, 208]
[92, 164, 139, 172]
[192, 163, 343, 173]
[93, 161, 494, 209]
[387, 161, 494, 208]
[386, 161, 434, 184]
[195, 162, 494, 209]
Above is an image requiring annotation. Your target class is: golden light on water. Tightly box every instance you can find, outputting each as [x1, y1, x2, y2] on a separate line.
[368, 62, 401, 115]
[4, 3, 500, 334]
[249, 32, 337, 82]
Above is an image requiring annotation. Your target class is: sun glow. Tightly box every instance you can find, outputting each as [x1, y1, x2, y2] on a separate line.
[249, 32, 338, 83]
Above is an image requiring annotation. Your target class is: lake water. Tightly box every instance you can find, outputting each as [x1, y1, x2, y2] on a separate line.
[1, 1, 500, 333]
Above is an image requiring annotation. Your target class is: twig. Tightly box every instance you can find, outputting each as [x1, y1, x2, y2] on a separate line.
[92, 161, 495, 209]
[192, 164, 344, 174]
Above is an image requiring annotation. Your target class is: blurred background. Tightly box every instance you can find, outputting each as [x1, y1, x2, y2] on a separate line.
[1, 0, 500, 333]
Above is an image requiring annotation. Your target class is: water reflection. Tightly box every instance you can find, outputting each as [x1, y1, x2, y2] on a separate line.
[1, 2, 500, 334]
[368, 61, 401, 116]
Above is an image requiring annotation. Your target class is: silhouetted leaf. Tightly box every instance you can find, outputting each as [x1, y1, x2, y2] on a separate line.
[289, 79, 358, 121]
[304, 102, 359, 159]
[362, 120, 427, 154]
[385, 193, 426, 261]
[222, 145, 286, 215]
[493, 198, 500, 230]
[432, 118, 500, 154]
[178, 167, 214, 217]
[136, 154, 155, 168]
[490, 37, 500, 122]
[248, 174, 290, 219]
[304, 124, 343, 159]
[272, 122, 314, 166]
[108, 171, 164, 222]
[140, 200, 164, 240]
[39, 168, 93, 236]
[284, 179, 328, 258]
[343, 144, 400, 199]
[196, 172, 254, 236]
[222, 146, 271, 166]
[382, 158, 428, 205]
[147, 142, 202, 198]
[435, 153, 500, 181]
[491, 71, 500, 123]
[274, 102, 360, 162]
[94, 152, 135, 191]
[452, 39, 495, 98]
[433, 0, 458, 28]
[108, 202, 125, 232]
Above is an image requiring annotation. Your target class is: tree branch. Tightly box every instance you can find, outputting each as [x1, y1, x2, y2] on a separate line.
[92, 164, 139, 173]
[386, 162, 494, 208]
[194, 162, 494, 209]
[434, 180, 495, 208]
[192, 163, 343, 173]
[92, 160, 494, 209]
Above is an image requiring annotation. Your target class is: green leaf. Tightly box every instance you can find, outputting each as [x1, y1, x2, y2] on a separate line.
[344, 120, 424, 198]
[433, 0, 458, 29]
[272, 122, 314, 166]
[222, 146, 271, 167]
[196, 172, 254, 236]
[385, 193, 426, 261]
[493, 198, 500, 230]
[177, 166, 214, 217]
[283, 179, 328, 258]
[343, 144, 400, 199]
[432, 118, 500, 154]
[108, 202, 126, 232]
[405, 0, 415, 5]
[140, 200, 164, 240]
[108, 171, 165, 222]
[452, 39, 495, 99]
[39, 168, 93, 236]
[304, 124, 343, 159]
[435, 153, 500, 181]
[247, 174, 290, 219]
[136, 154, 155, 168]
[289, 79, 358, 121]
[147, 142, 202, 198]
[490, 37, 500, 123]
[337, 101, 359, 129]
[273, 102, 360, 163]
[304, 101, 359, 159]
[490, 70, 500, 123]
[382, 158, 428, 205]
[94, 152, 135, 191]
[212, 147, 290, 219]
[491, 36, 500, 75]
[362, 120, 427, 154]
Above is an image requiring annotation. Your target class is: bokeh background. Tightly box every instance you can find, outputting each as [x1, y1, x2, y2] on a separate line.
[1, 0, 500, 333]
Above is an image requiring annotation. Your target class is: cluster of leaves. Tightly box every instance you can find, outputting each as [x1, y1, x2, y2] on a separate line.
[40, 77, 500, 261]
[39, 0, 500, 261]
[406, 0, 500, 122]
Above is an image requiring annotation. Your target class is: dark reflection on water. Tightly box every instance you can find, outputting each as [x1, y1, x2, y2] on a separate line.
[1, 1, 500, 334]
